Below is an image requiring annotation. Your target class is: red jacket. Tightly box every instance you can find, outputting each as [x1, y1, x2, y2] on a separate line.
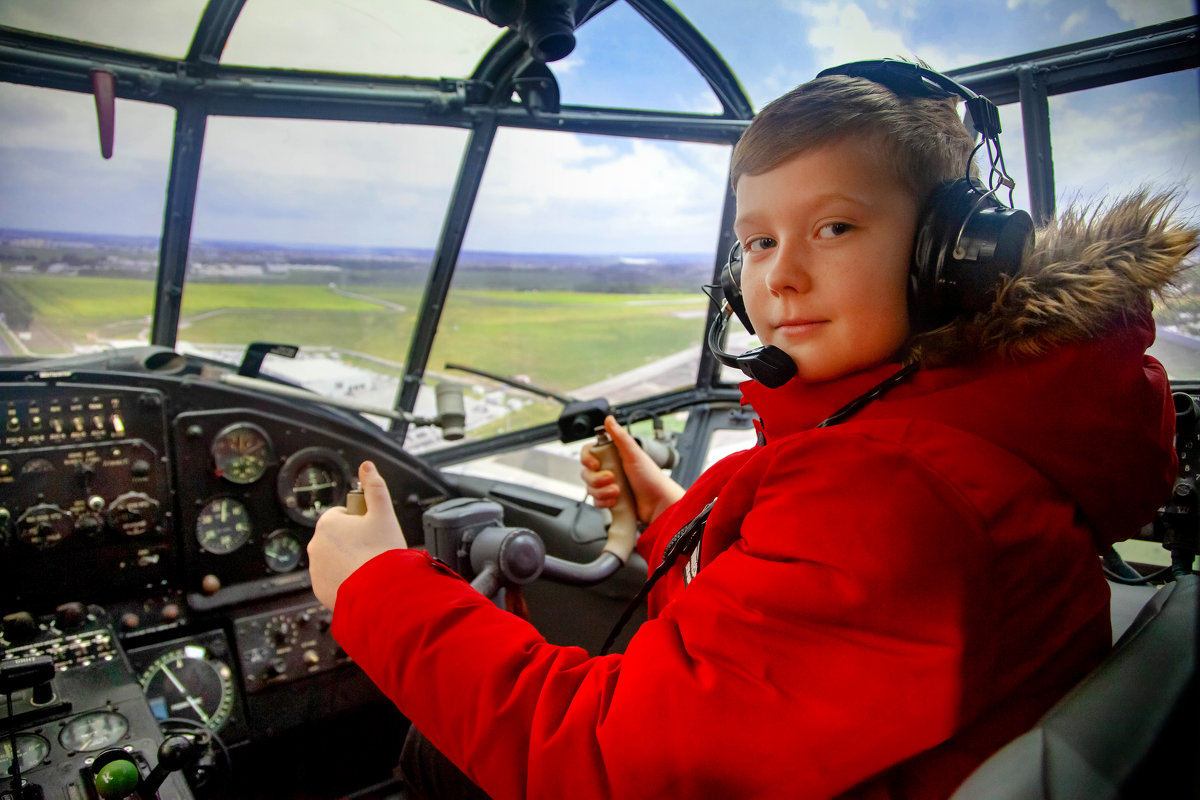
[333, 195, 1189, 798]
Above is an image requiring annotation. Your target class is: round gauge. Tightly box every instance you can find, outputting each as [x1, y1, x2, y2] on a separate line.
[59, 709, 129, 752]
[277, 448, 351, 527]
[15, 503, 74, 549]
[195, 497, 252, 555]
[264, 529, 303, 573]
[107, 491, 160, 537]
[138, 645, 236, 732]
[0, 733, 49, 775]
[211, 422, 275, 485]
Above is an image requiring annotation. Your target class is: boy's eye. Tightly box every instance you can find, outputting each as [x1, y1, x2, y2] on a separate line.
[745, 237, 777, 252]
[817, 222, 852, 239]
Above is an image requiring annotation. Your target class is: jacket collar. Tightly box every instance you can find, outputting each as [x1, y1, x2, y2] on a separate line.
[740, 361, 906, 440]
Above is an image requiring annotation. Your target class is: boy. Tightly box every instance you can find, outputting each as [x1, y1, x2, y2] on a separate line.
[308, 66, 1195, 798]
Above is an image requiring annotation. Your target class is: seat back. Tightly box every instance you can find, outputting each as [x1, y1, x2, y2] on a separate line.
[950, 573, 1197, 800]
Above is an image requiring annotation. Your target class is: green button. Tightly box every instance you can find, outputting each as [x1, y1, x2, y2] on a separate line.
[94, 757, 140, 798]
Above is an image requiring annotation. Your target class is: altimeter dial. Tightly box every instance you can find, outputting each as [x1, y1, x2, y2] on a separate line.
[195, 497, 252, 555]
[211, 422, 274, 485]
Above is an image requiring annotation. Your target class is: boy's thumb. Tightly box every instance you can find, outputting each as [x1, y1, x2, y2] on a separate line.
[603, 415, 640, 459]
[358, 461, 392, 514]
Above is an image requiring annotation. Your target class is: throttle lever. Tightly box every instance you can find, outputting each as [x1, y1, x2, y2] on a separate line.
[591, 426, 638, 563]
[345, 482, 366, 516]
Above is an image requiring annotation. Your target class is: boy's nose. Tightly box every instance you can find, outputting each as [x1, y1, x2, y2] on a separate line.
[763, 244, 812, 294]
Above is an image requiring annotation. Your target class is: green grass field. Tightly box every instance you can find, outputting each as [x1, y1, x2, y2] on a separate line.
[2, 275, 707, 391]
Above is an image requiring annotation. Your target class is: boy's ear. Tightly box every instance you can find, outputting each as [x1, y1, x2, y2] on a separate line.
[720, 241, 756, 334]
[909, 177, 1034, 330]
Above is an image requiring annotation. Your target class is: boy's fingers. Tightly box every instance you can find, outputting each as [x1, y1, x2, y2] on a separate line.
[358, 461, 392, 515]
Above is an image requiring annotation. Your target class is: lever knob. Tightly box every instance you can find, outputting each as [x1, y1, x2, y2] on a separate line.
[94, 757, 140, 799]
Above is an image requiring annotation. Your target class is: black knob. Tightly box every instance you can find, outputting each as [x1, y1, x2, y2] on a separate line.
[55, 601, 87, 631]
[157, 734, 201, 771]
[2, 611, 38, 644]
[131, 459, 152, 478]
[31, 681, 55, 705]
[263, 659, 286, 679]
[269, 621, 291, 644]
[74, 514, 104, 538]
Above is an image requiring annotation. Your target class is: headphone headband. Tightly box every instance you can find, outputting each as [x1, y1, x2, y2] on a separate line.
[815, 59, 1002, 140]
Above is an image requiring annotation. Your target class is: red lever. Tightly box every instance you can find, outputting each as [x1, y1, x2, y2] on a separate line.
[90, 69, 115, 159]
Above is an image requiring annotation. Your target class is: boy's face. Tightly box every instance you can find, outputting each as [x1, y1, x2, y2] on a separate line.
[734, 135, 918, 383]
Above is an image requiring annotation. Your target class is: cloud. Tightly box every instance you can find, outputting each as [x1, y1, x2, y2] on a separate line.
[0, 84, 175, 159]
[1106, 0, 1194, 28]
[781, 0, 985, 74]
[1048, 85, 1200, 217]
[0, 0, 507, 78]
[1060, 10, 1088, 35]
[463, 131, 731, 254]
[785, 0, 913, 64]
[0, 0, 206, 58]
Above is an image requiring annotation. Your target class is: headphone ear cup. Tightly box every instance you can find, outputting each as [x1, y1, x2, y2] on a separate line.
[721, 242, 756, 334]
[910, 178, 1034, 330]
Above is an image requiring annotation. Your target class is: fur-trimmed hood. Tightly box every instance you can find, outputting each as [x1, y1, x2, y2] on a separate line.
[905, 190, 1200, 366]
[744, 191, 1197, 547]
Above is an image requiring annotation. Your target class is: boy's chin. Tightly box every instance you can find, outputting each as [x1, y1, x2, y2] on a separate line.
[791, 357, 896, 384]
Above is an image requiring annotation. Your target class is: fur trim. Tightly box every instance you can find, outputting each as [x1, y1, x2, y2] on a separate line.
[904, 190, 1200, 366]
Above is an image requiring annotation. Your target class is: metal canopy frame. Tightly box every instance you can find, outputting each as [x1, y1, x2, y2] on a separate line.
[0, 4, 1196, 478]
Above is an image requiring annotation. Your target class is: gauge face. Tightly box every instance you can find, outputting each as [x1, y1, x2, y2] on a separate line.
[277, 448, 351, 526]
[59, 710, 129, 752]
[264, 529, 303, 573]
[16, 503, 74, 549]
[107, 491, 160, 537]
[0, 733, 49, 775]
[139, 645, 236, 732]
[211, 422, 274, 485]
[195, 497, 252, 555]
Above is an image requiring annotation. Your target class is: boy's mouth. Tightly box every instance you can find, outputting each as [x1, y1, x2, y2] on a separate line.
[774, 318, 828, 335]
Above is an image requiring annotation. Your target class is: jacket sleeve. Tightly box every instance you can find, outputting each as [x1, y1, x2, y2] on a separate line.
[331, 432, 994, 800]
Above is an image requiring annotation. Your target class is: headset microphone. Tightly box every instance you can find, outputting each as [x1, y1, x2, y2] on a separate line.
[707, 298, 797, 388]
[705, 241, 797, 388]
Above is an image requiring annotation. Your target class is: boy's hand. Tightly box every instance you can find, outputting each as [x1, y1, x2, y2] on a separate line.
[308, 461, 407, 612]
[580, 416, 685, 527]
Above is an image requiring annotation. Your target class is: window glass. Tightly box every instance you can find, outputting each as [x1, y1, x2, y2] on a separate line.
[426, 128, 729, 483]
[224, 0, 504, 78]
[1048, 70, 1200, 380]
[181, 116, 469, 421]
[0, 0, 208, 57]
[553, 1, 722, 113]
[0, 84, 174, 356]
[673, 0, 1194, 112]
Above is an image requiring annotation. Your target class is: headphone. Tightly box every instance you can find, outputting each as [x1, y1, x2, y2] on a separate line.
[709, 59, 1035, 388]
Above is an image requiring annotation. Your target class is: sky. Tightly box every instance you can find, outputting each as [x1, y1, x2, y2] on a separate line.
[0, 0, 1196, 256]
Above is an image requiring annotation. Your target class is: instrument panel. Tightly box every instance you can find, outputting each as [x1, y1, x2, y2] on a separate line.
[0, 357, 627, 798]
[0, 364, 452, 767]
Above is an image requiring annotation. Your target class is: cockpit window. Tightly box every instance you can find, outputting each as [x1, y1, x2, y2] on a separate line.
[0, 84, 174, 356]
[674, 0, 1196, 112]
[1048, 69, 1200, 380]
[222, 0, 504, 78]
[417, 128, 729, 478]
[179, 116, 469, 409]
[551, 1, 723, 114]
[0, 0, 208, 58]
